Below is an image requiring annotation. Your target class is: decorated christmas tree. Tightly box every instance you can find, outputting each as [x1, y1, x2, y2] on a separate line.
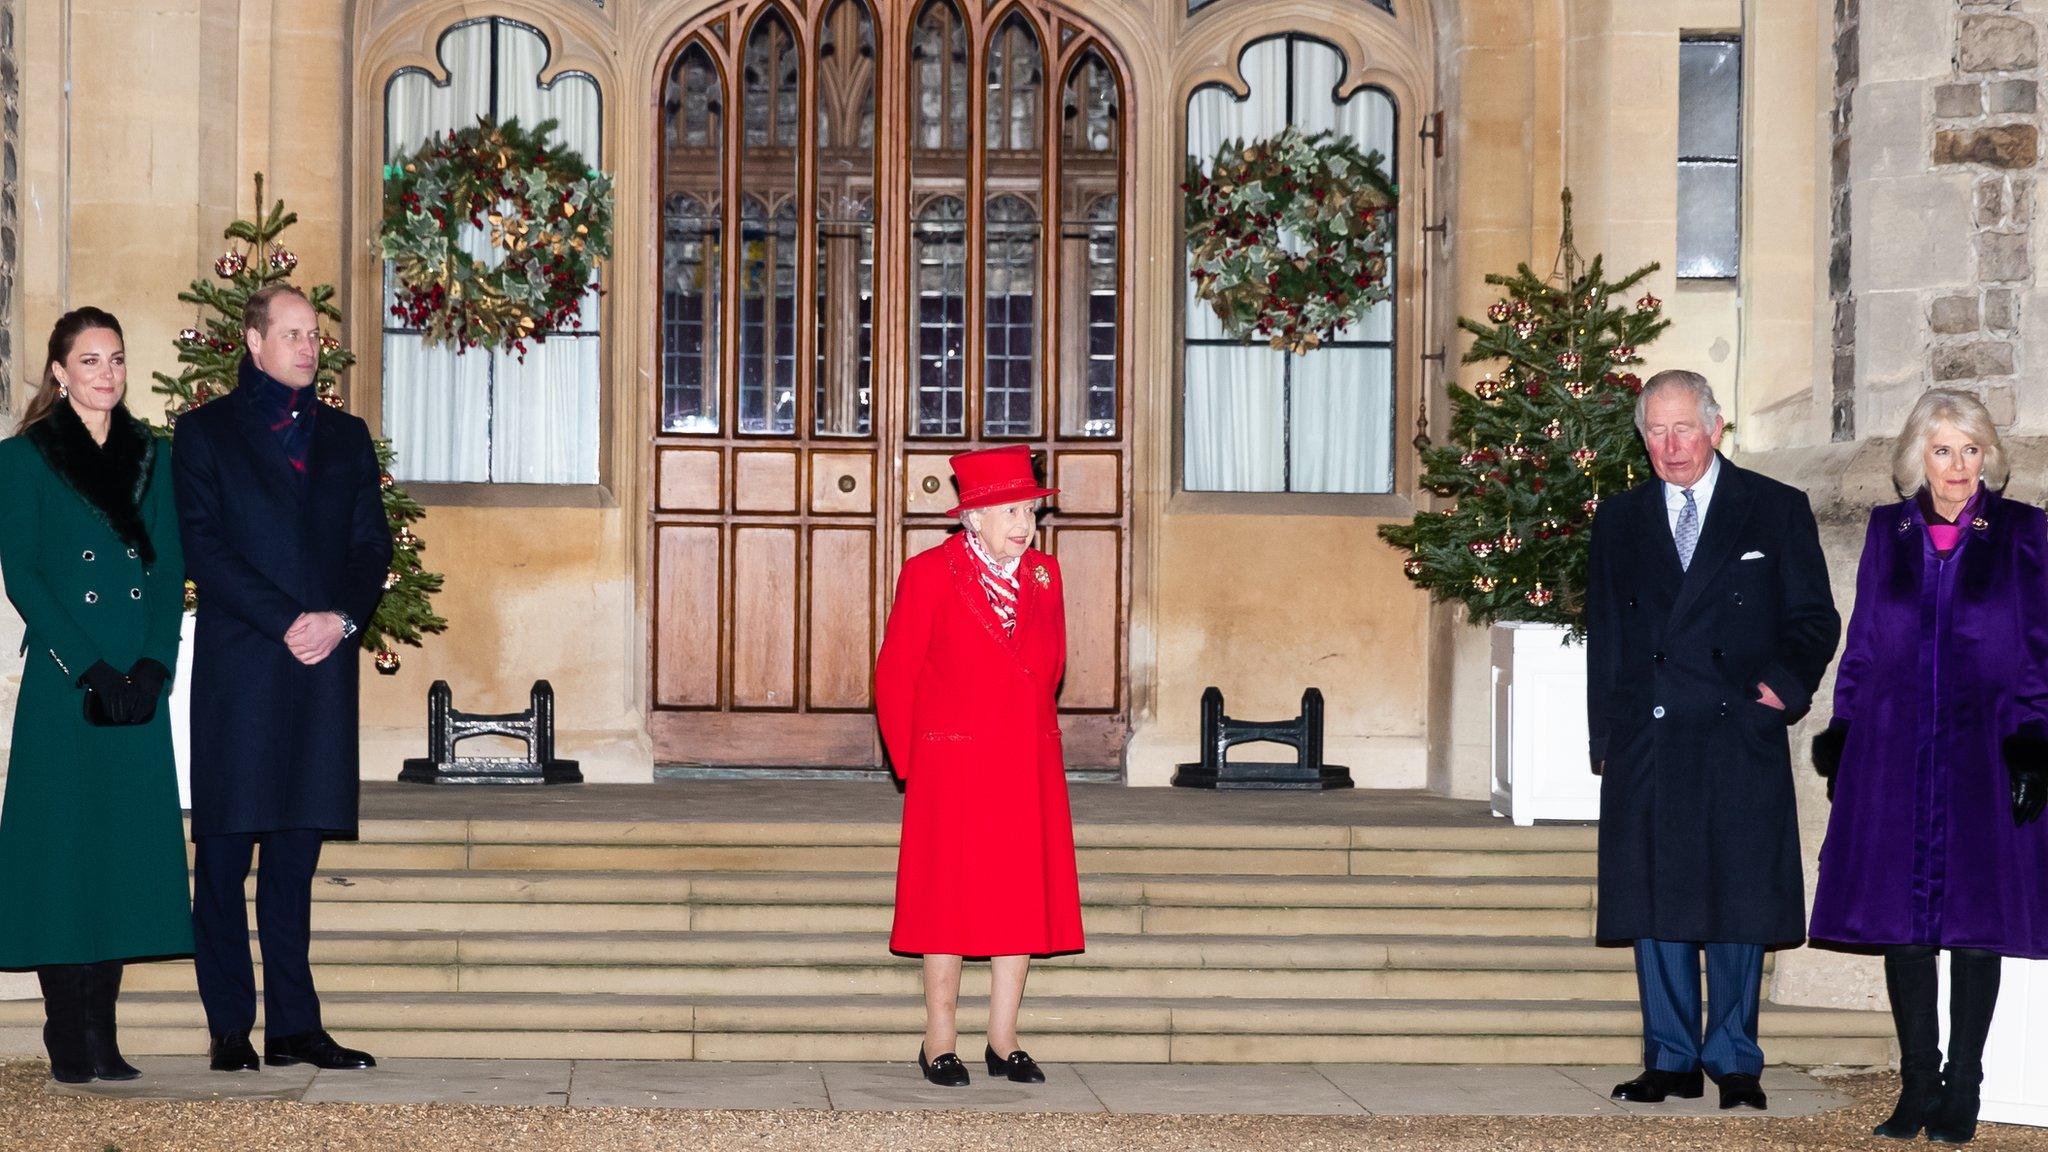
[1379, 191, 1670, 633]
[153, 174, 447, 671]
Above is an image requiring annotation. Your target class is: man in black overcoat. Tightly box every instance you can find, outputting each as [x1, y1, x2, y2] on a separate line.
[1584, 370, 1840, 1111]
[173, 285, 391, 1072]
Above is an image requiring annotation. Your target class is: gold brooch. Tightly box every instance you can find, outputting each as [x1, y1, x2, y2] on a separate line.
[1032, 564, 1051, 589]
[1973, 516, 1990, 531]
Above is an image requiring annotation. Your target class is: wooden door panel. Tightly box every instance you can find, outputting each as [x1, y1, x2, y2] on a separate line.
[1052, 451, 1120, 516]
[904, 527, 951, 562]
[735, 449, 800, 513]
[905, 454, 957, 515]
[655, 525, 721, 707]
[807, 527, 875, 709]
[1047, 525, 1119, 711]
[658, 447, 723, 512]
[810, 450, 875, 515]
[731, 527, 799, 708]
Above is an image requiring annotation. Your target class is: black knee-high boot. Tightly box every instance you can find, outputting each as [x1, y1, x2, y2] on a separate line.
[82, 960, 140, 1081]
[35, 965, 95, 1084]
[1875, 945, 1944, 1139]
[1928, 948, 2003, 1145]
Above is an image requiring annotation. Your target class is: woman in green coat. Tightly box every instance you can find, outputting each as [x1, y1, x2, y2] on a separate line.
[0, 307, 191, 1082]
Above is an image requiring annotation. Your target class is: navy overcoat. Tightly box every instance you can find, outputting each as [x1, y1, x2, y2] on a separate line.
[1584, 457, 1842, 945]
[172, 370, 391, 838]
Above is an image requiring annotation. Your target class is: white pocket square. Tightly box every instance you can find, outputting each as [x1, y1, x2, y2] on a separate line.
[1740, 550, 1766, 560]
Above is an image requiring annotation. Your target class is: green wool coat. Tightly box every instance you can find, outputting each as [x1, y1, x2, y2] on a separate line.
[0, 410, 193, 968]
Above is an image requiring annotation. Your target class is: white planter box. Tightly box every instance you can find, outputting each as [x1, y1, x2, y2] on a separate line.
[170, 611, 195, 810]
[1945, 954, 2048, 1128]
[1490, 622, 1600, 826]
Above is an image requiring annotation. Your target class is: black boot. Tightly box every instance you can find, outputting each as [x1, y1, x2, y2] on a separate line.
[82, 961, 140, 1081]
[35, 966, 95, 1084]
[1928, 948, 2002, 1145]
[1874, 945, 1943, 1140]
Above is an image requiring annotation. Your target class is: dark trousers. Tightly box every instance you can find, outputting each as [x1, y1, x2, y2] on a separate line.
[1633, 938, 1766, 1079]
[192, 830, 324, 1039]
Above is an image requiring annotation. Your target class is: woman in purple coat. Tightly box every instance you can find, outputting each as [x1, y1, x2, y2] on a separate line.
[1810, 388, 2048, 1145]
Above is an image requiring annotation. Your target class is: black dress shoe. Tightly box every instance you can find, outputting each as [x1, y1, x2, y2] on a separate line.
[1611, 1067, 1705, 1102]
[208, 1032, 260, 1072]
[917, 1045, 969, 1087]
[264, 1030, 376, 1070]
[985, 1045, 1046, 1083]
[1716, 1072, 1768, 1110]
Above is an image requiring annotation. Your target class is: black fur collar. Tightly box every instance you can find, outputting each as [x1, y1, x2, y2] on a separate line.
[24, 402, 157, 565]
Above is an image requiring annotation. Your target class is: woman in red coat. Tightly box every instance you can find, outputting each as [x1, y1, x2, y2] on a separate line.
[875, 445, 1084, 1087]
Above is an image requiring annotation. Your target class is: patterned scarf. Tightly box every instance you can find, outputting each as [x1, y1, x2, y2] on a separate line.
[964, 530, 1022, 636]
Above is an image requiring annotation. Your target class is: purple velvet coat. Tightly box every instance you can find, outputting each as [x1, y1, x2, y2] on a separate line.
[1809, 486, 2048, 959]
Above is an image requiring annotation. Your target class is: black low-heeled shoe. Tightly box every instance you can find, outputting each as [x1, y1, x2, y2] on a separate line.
[986, 1044, 1046, 1083]
[918, 1045, 970, 1087]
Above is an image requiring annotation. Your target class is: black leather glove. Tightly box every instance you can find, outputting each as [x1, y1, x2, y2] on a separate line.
[2002, 731, 2048, 827]
[1811, 720, 1849, 802]
[77, 660, 137, 726]
[126, 658, 171, 724]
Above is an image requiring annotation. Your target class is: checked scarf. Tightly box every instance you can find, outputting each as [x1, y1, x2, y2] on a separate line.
[963, 530, 1022, 637]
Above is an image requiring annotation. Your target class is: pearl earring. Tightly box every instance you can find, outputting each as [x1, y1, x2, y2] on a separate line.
[57, 382, 68, 399]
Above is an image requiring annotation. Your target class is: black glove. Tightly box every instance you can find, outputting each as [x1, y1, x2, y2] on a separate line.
[77, 660, 138, 726]
[1811, 720, 1849, 802]
[2002, 731, 2048, 828]
[125, 658, 171, 724]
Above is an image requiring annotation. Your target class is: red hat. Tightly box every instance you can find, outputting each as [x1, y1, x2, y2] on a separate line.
[945, 445, 1059, 517]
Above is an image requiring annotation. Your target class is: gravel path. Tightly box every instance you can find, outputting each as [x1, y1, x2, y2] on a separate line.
[4, 1064, 2045, 1152]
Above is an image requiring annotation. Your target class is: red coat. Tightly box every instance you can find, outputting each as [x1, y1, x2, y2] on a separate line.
[875, 533, 1084, 957]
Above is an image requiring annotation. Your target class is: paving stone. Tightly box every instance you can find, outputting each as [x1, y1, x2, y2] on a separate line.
[1318, 1064, 1622, 1116]
[821, 1061, 1106, 1112]
[566, 1060, 830, 1109]
[299, 1058, 572, 1106]
[1075, 1063, 1364, 1116]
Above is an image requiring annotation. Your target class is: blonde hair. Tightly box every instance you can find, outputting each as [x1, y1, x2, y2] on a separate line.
[1892, 388, 2008, 497]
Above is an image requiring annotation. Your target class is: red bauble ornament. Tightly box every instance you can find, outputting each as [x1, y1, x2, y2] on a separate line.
[1468, 540, 1495, 559]
[1636, 293, 1661, 312]
[1557, 350, 1582, 372]
[1583, 497, 1601, 515]
[1565, 381, 1590, 400]
[268, 249, 299, 273]
[1525, 583, 1554, 608]
[1571, 446, 1599, 469]
[1403, 558, 1425, 578]
[1513, 320, 1537, 339]
[1498, 532, 1523, 554]
[213, 251, 247, 278]
[1473, 575, 1498, 593]
[1487, 301, 1513, 323]
[1613, 344, 1637, 362]
[1523, 380, 1543, 398]
[375, 650, 400, 674]
[178, 327, 203, 345]
[1542, 419, 1564, 439]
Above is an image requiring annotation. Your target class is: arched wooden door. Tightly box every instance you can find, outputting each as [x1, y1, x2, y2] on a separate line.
[649, 0, 1130, 770]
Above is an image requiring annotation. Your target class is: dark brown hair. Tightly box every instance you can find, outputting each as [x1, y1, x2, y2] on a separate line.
[244, 283, 311, 337]
[19, 306, 125, 433]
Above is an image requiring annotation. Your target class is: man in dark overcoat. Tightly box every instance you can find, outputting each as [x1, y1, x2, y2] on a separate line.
[173, 284, 391, 1072]
[1584, 370, 1840, 1111]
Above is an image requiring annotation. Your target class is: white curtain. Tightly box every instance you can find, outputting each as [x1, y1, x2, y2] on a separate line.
[381, 20, 603, 485]
[1181, 37, 1397, 495]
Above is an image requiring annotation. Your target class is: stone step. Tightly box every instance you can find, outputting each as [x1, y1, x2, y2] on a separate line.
[177, 818, 1598, 879]
[260, 871, 1595, 937]
[115, 932, 1649, 1001]
[0, 993, 1889, 1065]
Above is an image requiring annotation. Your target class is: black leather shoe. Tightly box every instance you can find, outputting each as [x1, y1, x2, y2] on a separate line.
[208, 1032, 260, 1072]
[918, 1045, 969, 1087]
[1716, 1072, 1768, 1110]
[1611, 1067, 1705, 1102]
[264, 1030, 376, 1070]
[985, 1044, 1046, 1083]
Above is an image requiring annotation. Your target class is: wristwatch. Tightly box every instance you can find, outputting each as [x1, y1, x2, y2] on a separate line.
[336, 611, 358, 640]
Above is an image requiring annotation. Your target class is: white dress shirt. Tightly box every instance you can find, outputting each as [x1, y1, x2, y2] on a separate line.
[1663, 453, 1722, 537]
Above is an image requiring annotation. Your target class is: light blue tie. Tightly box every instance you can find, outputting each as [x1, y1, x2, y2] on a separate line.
[1675, 488, 1700, 571]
